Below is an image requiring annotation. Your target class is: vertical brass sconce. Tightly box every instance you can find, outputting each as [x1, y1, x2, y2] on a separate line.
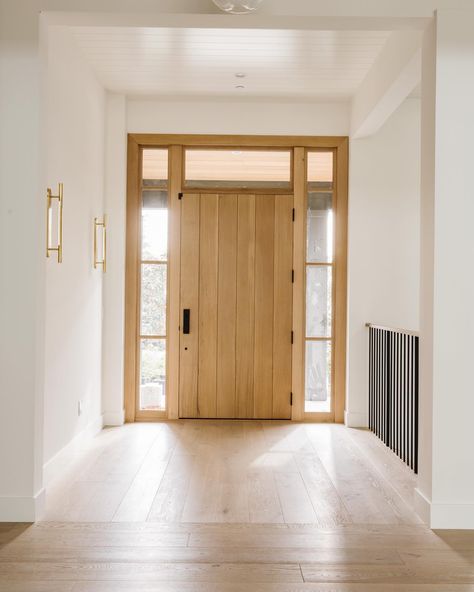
[46, 183, 63, 263]
[94, 215, 107, 272]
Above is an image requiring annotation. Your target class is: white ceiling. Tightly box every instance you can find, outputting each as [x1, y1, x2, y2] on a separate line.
[72, 26, 390, 100]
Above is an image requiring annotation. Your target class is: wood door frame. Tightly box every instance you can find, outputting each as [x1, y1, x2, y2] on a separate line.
[124, 134, 348, 423]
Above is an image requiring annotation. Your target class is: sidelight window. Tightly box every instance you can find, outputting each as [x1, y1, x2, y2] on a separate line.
[139, 149, 169, 412]
[305, 151, 334, 413]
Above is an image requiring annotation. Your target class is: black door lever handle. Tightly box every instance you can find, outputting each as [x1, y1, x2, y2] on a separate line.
[183, 309, 190, 334]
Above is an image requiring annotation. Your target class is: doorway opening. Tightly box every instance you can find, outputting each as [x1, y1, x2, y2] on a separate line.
[124, 135, 348, 422]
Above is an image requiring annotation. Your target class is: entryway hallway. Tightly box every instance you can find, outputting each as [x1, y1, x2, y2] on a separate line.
[2, 423, 474, 590]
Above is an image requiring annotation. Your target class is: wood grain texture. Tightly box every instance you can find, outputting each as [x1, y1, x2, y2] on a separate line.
[130, 133, 348, 149]
[124, 136, 141, 422]
[217, 195, 238, 418]
[291, 148, 306, 421]
[272, 195, 294, 419]
[334, 139, 349, 423]
[197, 195, 219, 417]
[167, 145, 184, 420]
[235, 195, 256, 418]
[6, 422, 474, 589]
[179, 195, 200, 418]
[254, 196, 275, 419]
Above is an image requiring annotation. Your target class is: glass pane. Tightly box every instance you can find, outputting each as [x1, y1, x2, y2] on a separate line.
[142, 190, 168, 261]
[307, 192, 333, 263]
[307, 151, 333, 183]
[142, 149, 168, 185]
[140, 339, 166, 410]
[184, 149, 291, 189]
[305, 340, 331, 413]
[141, 264, 167, 336]
[306, 266, 332, 338]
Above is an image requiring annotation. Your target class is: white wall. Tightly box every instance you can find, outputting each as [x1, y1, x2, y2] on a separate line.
[42, 28, 106, 467]
[127, 99, 350, 136]
[102, 94, 127, 426]
[0, 44, 45, 521]
[346, 97, 420, 427]
[417, 9, 474, 529]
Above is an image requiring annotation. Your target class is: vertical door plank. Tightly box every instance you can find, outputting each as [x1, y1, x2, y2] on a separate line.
[198, 194, 219, 417]
[179, 194, 200, 418]
[254, 196, 275, 419]
[217, 194, 238, 418]
[273, 194, 294, 419]
[236, 195, 256, 418]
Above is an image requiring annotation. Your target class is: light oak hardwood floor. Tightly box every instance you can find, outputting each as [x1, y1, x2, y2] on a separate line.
[1, 422, 473, 590]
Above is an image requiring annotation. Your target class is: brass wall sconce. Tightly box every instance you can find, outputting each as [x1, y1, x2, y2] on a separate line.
[94, 215, 107, 272]
[46, 183, 63, 263]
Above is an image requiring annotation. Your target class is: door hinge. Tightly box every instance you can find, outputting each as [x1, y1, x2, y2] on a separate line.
[292, 208, 295, 222]
[290, 392, 293, 406]
[178, 192, 183, 200]
[291, 269, 295, 283]
[291, 330, 294, 345]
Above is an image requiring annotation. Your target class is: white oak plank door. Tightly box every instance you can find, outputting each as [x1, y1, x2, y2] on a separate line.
[179, 193, 293, 419]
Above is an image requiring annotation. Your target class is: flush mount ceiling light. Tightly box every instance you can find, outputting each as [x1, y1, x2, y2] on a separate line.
[212, 0, 263, 14]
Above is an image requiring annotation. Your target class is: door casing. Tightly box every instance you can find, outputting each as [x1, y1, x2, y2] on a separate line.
[124, 134, 349, 423]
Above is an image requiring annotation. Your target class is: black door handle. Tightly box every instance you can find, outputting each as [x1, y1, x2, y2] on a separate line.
[183, 309, 190, 334]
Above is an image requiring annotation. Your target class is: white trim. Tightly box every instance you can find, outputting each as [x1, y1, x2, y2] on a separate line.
[414, 486, 431, 526]
[414, 487, 474, 529]
[0, 488, 45, 522]
[40, 12, 430, 31]
[344, 410, 368, 428]
[103, 409, 125, 426]
[430, 503, 474, 530]
[42, 415, 104, 487]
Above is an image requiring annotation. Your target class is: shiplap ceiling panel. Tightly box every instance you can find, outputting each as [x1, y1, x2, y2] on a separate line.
[72, 27, 390, 99]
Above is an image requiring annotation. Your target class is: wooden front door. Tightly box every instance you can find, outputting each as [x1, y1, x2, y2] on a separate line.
[179, 193, 293, 419]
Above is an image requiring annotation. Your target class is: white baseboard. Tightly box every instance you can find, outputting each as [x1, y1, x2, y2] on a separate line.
[0, 488, 45, 522]
[344, 410, 368, 428]
[43, 414, 104, 487]
[414, 487, 431, 526]
[415, 487, 474, 529]
[102, 409, 125, 426]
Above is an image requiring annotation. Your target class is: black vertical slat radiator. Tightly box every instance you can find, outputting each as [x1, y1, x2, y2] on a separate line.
[366, 324, 419, 473]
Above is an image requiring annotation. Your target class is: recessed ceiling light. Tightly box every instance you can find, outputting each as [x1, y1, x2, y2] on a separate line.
[235, 72, 246, 78]
[213, 0, 263, 14]
[235, 85, 245, 89]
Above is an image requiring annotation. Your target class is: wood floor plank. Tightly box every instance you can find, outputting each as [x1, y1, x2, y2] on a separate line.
[69, 583, 474, 592]
[112, 460, 169, 522]
[295, 453, 352, 527]
[301, 563, 474, 584]
[0, 561, 303, 583]
[247, 470, 284, 524]
[0, 543, 404, 566]
[274, 471, 318, 524]
[304, 425, 419, 525]
[147, 454, 195, 523]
